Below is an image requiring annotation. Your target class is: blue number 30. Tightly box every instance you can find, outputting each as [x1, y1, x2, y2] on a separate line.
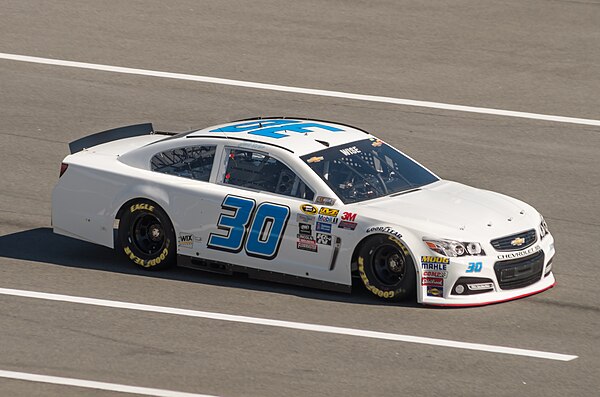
[208, 195, 290, 259]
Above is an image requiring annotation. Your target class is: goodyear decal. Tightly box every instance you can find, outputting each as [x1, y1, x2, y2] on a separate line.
[366, 226, 402, 239]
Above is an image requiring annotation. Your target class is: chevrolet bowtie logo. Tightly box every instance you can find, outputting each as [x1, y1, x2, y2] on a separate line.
[511, 237, 526, 246]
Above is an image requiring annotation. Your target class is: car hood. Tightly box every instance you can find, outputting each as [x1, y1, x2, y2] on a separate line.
[359, 180, 540, 240]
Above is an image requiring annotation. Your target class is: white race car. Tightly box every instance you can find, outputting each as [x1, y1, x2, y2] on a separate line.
[52, 118, 555, 306]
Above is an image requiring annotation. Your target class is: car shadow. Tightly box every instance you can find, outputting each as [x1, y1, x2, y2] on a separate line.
[0, 228, 419, 308]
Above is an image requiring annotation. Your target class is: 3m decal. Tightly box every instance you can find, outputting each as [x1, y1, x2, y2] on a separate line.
[210, 119, 343, 139]
[338, 221, 357, 230]
[315, 222, 332, 233]
[318, 207, 339, 217]
[466, 262, 483, 273]
[341, 212, 357, 222]
[316, 233, 332, 245]
[208, 195, 290, 260]
[300, 204, 318, 215]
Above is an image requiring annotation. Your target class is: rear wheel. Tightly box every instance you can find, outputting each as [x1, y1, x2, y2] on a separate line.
[357, 234, 416, 300]
[118, 199, 176, 270]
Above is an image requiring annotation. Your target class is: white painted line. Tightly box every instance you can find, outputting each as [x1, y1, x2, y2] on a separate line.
[1, 52, 599, 127]
[0, 287, 577, 361]
[0, 369, 217, 397]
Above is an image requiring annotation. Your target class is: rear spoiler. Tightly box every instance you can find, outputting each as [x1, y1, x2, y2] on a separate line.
[69, 123, 155, 154]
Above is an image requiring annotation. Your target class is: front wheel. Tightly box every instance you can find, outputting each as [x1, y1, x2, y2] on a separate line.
[357, 235, 416, 300]
[118, 199, 176, 270]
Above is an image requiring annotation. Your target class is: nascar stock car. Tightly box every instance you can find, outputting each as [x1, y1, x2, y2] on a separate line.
[52, 117, 555, 306]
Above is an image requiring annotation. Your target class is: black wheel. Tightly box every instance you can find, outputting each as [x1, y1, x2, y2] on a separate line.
[357, 234, 416, 300]
[118, 199, 176, 270]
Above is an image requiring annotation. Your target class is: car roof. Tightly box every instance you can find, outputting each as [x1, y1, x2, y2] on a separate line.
[185, 117, 372, 156]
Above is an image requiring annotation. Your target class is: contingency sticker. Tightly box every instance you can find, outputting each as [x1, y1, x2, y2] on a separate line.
[178, 233, 193, 248]
[316, 233, 332, 246]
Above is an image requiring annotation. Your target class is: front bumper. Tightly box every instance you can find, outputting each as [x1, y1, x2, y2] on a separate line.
[418, 233, 556, 306]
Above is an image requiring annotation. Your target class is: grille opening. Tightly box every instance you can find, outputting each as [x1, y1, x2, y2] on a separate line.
[491, 229, 537, 252]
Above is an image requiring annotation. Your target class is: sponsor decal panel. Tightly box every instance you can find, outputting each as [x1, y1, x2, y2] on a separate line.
[423, 270, 448, 279]
[297, 239, 318, 252]
[338, 220, 357, 230]
[497, 245, 541, 260]
[339, 146, 361, 156]
[178, 233, 193, 248]
[299, 223, 312, 235]
[366, 226, 402, 238]
[300, 204, 318, 215]
[316, 222, 332, 233]
[421, 277, 444, 287]
[341, 212, 357, 222]
[296, 213, 315, 224]
[318, 214, 338, 224]
[427, 286, 443, 297]
[421, 256, 449, 271]
[306, 156, 324, 163]
[315, 196, 336, 206]
[316, 233, 332, 246]
[319, 207, 339, 217]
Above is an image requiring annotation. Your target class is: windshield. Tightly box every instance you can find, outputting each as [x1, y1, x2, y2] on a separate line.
[301, 138, 439, 203]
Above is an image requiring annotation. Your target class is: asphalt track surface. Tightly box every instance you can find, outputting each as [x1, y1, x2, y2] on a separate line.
[1, 1, 599, 396]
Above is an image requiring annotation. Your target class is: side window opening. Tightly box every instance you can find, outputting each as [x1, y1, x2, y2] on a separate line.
[151, 145, 216, 182]
[223, 149, 314, 200]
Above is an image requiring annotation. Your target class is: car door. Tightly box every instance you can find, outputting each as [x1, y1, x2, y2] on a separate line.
[199, 147, 338, 280]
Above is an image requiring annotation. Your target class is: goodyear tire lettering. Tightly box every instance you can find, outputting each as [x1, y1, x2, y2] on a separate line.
[357, 235, 414, 300]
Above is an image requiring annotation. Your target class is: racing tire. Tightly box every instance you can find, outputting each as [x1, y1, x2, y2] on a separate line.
[357, 234, 416, 300]
[118, 199, 176, 270]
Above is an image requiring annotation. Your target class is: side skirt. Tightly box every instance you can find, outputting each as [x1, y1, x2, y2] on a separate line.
[177, 255, 351, 293]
